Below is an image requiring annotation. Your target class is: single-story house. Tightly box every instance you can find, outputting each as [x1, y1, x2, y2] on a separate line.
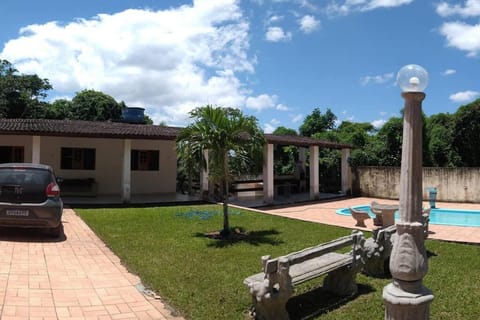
[0, 118, 353, 204]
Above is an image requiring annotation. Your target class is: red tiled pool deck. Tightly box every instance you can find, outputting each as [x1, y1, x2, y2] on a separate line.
[259, 197, 480, 244]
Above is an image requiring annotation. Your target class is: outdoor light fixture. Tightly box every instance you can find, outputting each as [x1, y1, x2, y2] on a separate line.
[396, 64, 429, 92]
[383, 64, 434, 319]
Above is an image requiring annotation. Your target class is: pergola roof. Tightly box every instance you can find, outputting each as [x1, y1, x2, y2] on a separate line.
[264, 133, 352, 149]
[0, 118, 353, 149]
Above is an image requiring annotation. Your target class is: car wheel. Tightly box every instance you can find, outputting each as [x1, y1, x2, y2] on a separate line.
[50, 224, 63, 238]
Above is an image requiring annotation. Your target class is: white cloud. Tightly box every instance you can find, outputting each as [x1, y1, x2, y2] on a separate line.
[299, 0, 319, 11]
[327, 0, 413, 15]
[263, 123, 276, 133]
[371, 119, 386, 128]
[449, 90, 480, 103]
[442, 69, 456, 76]
[267, 15, 284, 25]
[299, 15, 320, 33]
[367, 0, 414, 10]
[265, 26, 292, 42]
[0, 0, 257, 126]
[436, 0, 480, 17]
[291, 113, 303, 123]
[270, 118, 280, 125]
[263, 118, 280, 133]
[360, 72, 394, 86]
[276, 104, 289, 111]
[47, 94, 72, 102]
[440, 21, 480, 57]
[245, 94, 278, 111]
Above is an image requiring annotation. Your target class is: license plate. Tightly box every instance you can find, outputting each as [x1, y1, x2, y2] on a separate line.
[5, 209, 29, 217]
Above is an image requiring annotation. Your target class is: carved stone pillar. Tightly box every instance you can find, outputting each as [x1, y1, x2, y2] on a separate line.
[383, 92, 434, 319]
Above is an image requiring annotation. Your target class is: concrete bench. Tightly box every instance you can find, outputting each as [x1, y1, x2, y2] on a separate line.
[362, 225, 397, 277]
[59, 178, 97, 197]
[231, 180, 263, 197]
[244, 231, 365, 320]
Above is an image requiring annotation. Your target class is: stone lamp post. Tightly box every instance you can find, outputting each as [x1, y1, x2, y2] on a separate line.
[383, 64, 434, 319]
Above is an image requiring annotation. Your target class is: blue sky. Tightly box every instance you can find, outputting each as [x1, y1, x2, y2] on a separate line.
[1, 0, 479, 132]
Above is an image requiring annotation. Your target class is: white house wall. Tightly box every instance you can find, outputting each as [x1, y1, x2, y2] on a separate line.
[0, 135, 177, 196]
[39, 136, 124, 195]
[130, 139, 177, 195]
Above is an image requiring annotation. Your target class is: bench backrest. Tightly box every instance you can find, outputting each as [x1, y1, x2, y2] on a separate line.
[374, 225, 397, 241]
[264, 231, 363, 274]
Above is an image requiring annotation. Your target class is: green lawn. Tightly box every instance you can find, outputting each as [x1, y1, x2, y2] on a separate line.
[76, 204, 480, 320]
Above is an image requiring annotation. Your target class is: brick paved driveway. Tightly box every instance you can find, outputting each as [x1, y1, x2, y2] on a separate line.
[0, 209, 182, 320]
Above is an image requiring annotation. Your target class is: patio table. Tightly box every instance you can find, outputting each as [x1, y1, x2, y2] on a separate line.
[371, 203, 399, 227]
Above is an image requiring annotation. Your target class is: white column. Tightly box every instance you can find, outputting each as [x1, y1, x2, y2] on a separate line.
[122, 139, 132, 203]
[341, 148, 352, 194]
[309, 145, 319, 200]
[32, 136, 41, 164]
[263, 143, 274, 204]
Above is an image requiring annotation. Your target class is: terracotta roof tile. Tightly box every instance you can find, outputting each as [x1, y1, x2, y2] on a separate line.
[0, 118, 353, 149]
[0, 118, 181, 140]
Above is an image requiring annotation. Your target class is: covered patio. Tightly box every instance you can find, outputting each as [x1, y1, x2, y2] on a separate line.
[213, 134, 354, 206]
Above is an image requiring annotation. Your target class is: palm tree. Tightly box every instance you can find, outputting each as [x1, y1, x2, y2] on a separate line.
[176, 138, 202, 195]
[176, 105, 266, 237]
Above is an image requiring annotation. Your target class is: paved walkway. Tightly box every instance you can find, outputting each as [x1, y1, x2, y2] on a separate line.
[0, 209, 183, 320]
[260, 197, 480, 244]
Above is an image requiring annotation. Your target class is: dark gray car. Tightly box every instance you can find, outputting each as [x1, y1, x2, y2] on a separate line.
[0, 163, 63, 237]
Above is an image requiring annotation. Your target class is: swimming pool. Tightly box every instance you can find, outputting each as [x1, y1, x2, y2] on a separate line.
[336, 205, 480, 227]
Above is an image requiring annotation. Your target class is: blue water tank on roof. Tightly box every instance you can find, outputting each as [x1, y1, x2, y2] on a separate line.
[122, 107, 145, 124]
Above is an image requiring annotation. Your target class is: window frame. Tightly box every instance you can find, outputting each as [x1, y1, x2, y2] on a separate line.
[131, 149, 159, 171]
[61, 147, 96, 170]
[0, 146, 25, 163]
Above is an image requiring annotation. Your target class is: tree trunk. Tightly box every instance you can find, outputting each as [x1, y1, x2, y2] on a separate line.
[222, 193, 229, 236]
[221, 153, 230, 236]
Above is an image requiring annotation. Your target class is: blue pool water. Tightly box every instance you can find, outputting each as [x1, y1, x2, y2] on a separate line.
[336, 205, 480, 227]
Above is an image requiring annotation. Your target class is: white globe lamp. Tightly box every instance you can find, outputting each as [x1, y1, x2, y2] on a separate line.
[397, 64, 428, 92]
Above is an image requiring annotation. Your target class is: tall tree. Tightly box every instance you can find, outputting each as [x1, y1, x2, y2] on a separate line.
[0, 59, 52, 118]
[335, 121, 375, 148]
[426, 113, 460, 167]
[46, 99, 74, 119]
[321, 121, 380, 167]
[176, 105, 265, 236]
[70, 89, 123, 121]
[273, 126, 298, 136]
[452, 99, 480, 166]
[272, 126, 299, 175]
[376, 117, 404, 166]
[299, 107, 337, 137]
[176, 138, 202, 196]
